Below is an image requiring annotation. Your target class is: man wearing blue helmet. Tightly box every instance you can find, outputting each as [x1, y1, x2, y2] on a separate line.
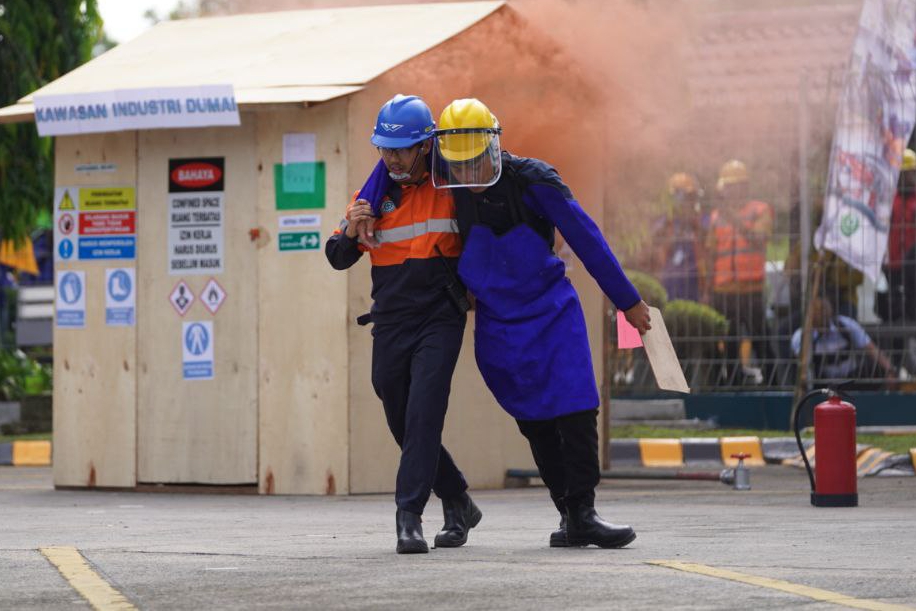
[326, 95, 480, 554]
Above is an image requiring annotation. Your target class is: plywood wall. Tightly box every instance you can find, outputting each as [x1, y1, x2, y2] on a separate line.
[53, 132, 138, 488]
[136, 120, 259, 484]
[255, 102, 351, 495]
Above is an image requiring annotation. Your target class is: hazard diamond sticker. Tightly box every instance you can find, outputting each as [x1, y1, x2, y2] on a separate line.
[201, 277, 226, 315]
[169, 280, 195, 316]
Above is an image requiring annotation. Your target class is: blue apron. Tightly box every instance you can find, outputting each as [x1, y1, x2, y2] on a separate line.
[458, 222, 600, 421]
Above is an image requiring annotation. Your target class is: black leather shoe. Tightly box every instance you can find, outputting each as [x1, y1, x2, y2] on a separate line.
[396, 509, 429, 554]
[549, 514, 568, 547]
[434, 492, 482, 548]
[566, 505, 635, 548]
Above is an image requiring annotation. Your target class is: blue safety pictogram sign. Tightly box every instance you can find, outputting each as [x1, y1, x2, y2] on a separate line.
[56, 270, 86, 328]
[105, 268, 135, 326]
[182, 320, 214, 380]
[58, 238, 74, 260]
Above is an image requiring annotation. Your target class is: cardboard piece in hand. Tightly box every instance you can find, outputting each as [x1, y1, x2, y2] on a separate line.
[642, 306, 690, 394]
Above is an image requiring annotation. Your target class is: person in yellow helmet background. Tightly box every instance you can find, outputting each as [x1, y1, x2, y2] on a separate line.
[882, 148, 916, 324]
[876, 147, 916, 375]
[706, 159, 773, 385]
[652, 172, 706, 301]
[431, 98, 650, 549]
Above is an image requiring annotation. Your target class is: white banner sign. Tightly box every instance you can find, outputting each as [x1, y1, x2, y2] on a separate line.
[34, 85, 240, 137]
[815, 0, 916, 281]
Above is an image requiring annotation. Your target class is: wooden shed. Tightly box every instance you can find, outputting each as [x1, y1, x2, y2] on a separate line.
[0, 1, 609, 494]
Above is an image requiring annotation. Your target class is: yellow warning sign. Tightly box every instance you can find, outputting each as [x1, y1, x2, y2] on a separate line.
[79, 187, 135, 211]
[59, 190, 76, 211]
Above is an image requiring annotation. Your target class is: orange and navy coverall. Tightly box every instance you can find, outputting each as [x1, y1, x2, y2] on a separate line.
[707, 199, 773, 370]
[325, 176, 468, 515]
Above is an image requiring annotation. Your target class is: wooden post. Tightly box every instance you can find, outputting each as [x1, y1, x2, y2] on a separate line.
[792, 252, 823, 426]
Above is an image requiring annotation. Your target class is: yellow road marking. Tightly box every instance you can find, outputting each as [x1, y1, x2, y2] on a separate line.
[40, 547, 136, 611]
[649, 561, 915, 611]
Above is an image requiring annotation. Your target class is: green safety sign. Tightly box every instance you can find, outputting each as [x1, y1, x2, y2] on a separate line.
[274, 162, 326, 210]
[279, 231, 320, 251]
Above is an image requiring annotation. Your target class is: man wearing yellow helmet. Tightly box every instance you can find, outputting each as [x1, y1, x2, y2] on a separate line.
[884, 148, 916, 326]
[430, 98, 649, 549]
[707, 159, 773, 384]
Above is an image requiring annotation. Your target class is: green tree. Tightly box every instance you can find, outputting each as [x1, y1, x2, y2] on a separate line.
[142, 0, 230, 26]
[0, 0, 102, 243]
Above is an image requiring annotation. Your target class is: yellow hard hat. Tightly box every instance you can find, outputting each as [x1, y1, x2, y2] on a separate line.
[668, 172, 698, 195]
[903, 148, 916, 172]
[718, 159, 748, 186]
[437, 99, 499, 162]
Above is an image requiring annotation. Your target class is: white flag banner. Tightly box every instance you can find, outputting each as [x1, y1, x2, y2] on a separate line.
[815, 0, 916, 282]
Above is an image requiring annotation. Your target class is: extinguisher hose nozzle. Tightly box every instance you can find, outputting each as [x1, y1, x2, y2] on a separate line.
[791, 388, 830, 494]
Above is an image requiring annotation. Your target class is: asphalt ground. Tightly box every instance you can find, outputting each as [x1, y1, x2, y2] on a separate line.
[2, 466, 915, 610]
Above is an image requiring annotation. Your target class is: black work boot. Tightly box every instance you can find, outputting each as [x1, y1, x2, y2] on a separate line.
[396, 509, 429, 554]
[549, 514, 568, 547]
[433, 492, 482, 548]
[549, 496, 568, 547]
[566, 504, 636, 549]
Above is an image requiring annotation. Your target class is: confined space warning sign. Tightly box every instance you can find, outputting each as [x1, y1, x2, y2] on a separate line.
[168, 157, 224, 275]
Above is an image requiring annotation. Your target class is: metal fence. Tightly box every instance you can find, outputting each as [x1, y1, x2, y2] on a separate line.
[606, 68, 916, 396]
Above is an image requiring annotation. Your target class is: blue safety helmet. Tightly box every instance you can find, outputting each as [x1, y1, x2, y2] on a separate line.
[370, 94, 435, 148]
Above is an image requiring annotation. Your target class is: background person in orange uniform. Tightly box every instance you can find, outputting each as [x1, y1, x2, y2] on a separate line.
[325, 95, 480, 555]
[707, 159, 773, 384]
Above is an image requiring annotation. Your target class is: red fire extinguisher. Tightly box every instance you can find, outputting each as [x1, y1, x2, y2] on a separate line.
[792, 388, 858, 507]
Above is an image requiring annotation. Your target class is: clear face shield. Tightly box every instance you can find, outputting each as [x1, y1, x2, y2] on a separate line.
[431, 127, 502, 189]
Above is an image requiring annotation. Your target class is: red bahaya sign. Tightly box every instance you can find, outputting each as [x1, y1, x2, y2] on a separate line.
[170, 161, 223, 189]
[79, 211, 136, 235]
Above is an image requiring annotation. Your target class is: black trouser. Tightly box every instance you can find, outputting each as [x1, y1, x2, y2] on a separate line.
[371, 313, 468, 515]
[516, 408, 600, 513]
[712, 290, 769, 378]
